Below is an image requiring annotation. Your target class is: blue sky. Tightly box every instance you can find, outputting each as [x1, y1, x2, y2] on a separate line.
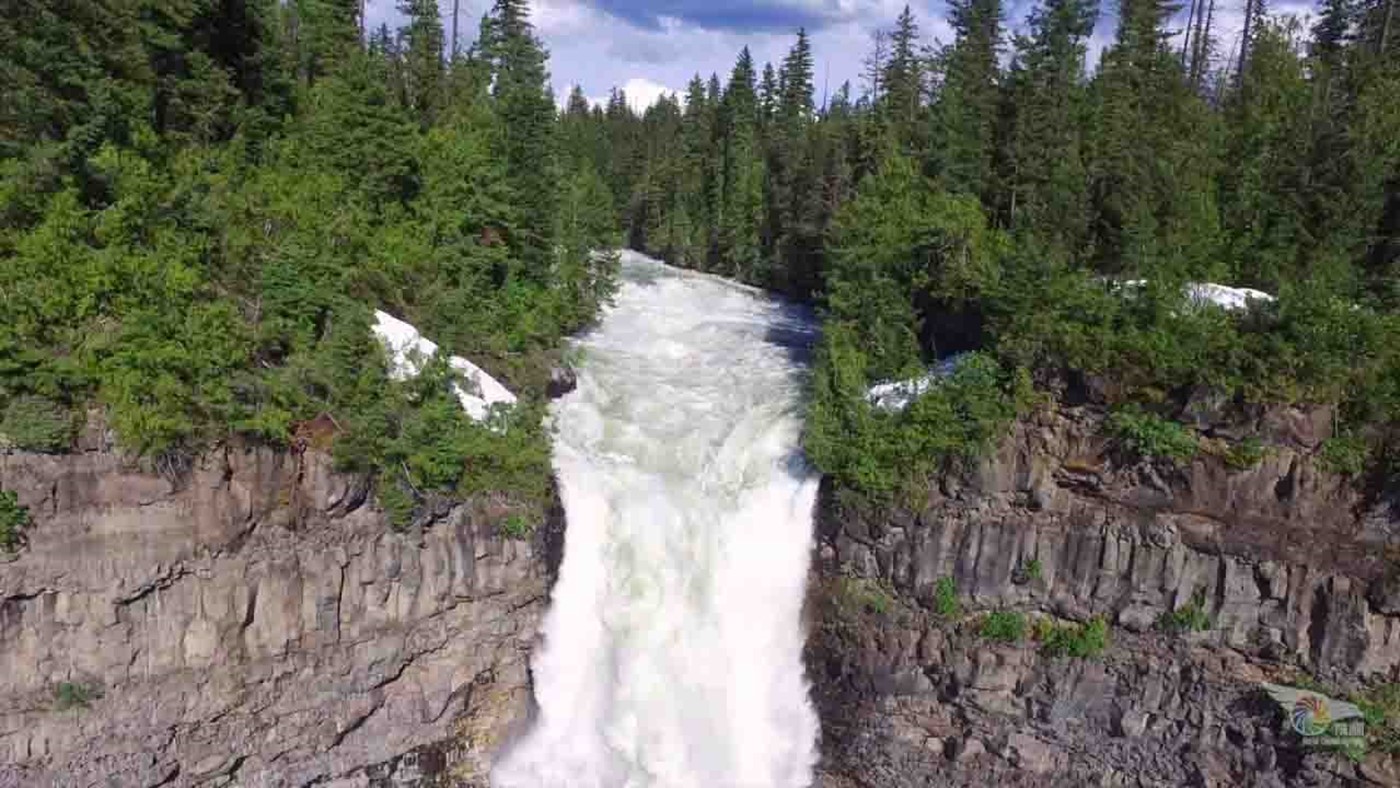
[366, 0, 1319, 111]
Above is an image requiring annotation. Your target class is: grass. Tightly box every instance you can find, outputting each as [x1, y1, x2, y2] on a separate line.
[1158, 589, 1213, 634]
[1037, 616, 1110, 658]
[53, 681, 99, 711]
[980, 610, 1027, 642]
[933, 577, 961, 619]
[1023, 558, 1043, 582]
[499, 513, 534, 540]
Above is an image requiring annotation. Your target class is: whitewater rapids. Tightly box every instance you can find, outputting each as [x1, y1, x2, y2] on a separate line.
[493, 251, 821, 788]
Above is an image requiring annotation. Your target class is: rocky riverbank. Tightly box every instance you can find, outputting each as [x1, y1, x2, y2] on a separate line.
[0, 446, 558, 787]
[807, 402, 1400, 787]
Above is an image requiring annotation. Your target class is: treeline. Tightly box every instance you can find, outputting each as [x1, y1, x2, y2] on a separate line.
[0, 0, 617, 525]
[574, 0, 1399, 495]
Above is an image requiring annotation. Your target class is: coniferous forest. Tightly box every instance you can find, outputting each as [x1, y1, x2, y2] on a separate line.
[2, 0, 1399, 527]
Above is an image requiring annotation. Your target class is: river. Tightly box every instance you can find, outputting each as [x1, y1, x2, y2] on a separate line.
[493, 251, 821, 788]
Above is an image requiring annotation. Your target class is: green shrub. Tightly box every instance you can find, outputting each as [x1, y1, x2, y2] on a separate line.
[0, 490, 29, 552]
[838, 577, 898, 618]
[1038, 616, 1110, 658]
[1023, 558, 1043, 581]
[933, 577, 961, 619]
[500, 513, 533, 539]
[0, 395, 74, 453]
[805, 332, 1017, 498]
[1358, 683, 1400, 756]
[53, 681, 99, 711]
[1224, 437, 1267, 470]
[1107, 409, 1200, 463]
[1158, 589, 1213, 634]
[1319, 434, 1370, 476]
[980, 610, 1027, 642]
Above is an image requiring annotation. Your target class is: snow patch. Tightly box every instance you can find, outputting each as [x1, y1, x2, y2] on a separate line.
[1184, 282, 1276, 311]
[867, 354, 970, 413]
[371, 310, 517, 422]
[1118, 280, 1276, 311]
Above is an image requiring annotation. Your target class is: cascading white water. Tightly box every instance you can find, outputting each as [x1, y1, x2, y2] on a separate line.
[493, 251, 821, 788]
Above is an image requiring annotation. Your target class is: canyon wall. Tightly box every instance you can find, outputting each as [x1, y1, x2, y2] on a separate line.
[0, 447, 555, 788]
[808, 404, 1400, 787]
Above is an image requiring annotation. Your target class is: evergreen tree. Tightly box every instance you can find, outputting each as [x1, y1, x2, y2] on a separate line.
[476, 0, 559, 281]
[996, 0, 1097, 257]
[398, 0, 444, 127]
[929, 0, 1004, 202]
[883, 6, 926, 143]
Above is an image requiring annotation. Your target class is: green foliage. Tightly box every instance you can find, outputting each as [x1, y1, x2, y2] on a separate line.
[980, 610, 1027, 642]
[837, 577, 899, 618]
[1224, 437, 1267, 470]
[53, 681, 99, 711]
[0, 0, 615, 517]
[0, 395, 74, 452]
[500, 513, 534, 539]
[933, 577, 962, 619]
[1107, 409, 1200, 464]
[805, 337, 1017, 497]
[0, 490, 30, 552]
[1023, 558, 1043, 582]
[1158, 589, 1213, 634]
[1320, 434, 1371, 476]
[1357, 683, 1400, 756]
[1038, 616, 1110, 658]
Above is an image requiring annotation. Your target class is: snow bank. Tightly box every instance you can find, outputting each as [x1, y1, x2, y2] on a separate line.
[371, 310, 517, 422]
[1184, 282, 1275, 311]
[867, 354, 970, 413]
[1117, 280, 1276, 311]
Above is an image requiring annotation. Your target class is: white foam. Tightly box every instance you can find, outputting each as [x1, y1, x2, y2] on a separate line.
[493, 251, 820, 788]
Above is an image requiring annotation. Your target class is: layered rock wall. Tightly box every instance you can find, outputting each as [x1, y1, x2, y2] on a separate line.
[0, 448, 550, 787]
[809, 406, 1400, 787]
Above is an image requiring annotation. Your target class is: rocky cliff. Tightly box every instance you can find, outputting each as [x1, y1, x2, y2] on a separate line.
[0, 447, 557, 788]
[808, 403, 1400, 787]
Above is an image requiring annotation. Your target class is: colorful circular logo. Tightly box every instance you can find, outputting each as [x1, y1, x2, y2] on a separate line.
[1293, 694, 1332, 737]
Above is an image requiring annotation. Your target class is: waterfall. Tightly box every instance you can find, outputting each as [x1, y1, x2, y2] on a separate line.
[493, 251, 821, 788]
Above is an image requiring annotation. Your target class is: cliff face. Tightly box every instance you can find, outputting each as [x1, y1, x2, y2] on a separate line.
[808, 404, 1400, 788]
[0, 447, 554, 788]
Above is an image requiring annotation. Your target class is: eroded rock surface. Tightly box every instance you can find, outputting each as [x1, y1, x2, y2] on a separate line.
[808, 405, 1400, 787]
[0, 448, 551, 787]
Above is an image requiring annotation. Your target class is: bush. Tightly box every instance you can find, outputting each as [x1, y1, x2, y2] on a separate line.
[1023, 558, 1043, 582]
[1224, 437, 1267, 470]
[0, 490, 29, 552]
[933, 577, 961, 619]
[500, 513, 533, 540]
[0, 395, 74, 452]
[1038, 616, 1110, 658]
[1158, 589, 1213, 633]
[980, 610, 1027, 642]
[53, 681, 100, 711]
[1319, 434, 1370, 476]
[1107, 408, 1200, 463]
[805, 329, 1017, 498]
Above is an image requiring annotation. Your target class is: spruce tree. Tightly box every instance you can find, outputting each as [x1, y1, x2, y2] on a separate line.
[476, 0, 559, 281]
[929, 0, 1003, 203]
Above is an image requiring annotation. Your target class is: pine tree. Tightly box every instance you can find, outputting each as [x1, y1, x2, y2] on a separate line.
[476, 0, 559, 281]
[997, 0, 1097, 257]
[717, 48, 764, 280]
[929, 0, 1004, 202]
[883, 6, 925, 141]
[398, 0, 444, 126]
